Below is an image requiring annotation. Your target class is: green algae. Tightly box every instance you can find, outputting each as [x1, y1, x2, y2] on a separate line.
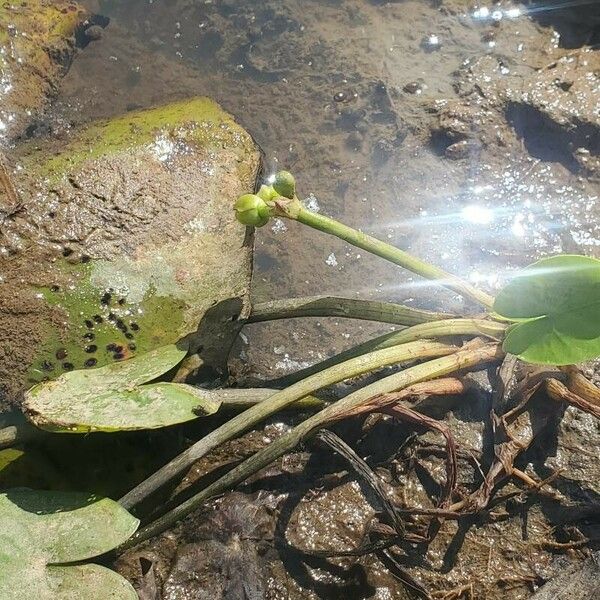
[28, 262, 186, 385]
[0, 1, 84, 46]
[0, 0, 86, 139]
[33, 98, 256, 182]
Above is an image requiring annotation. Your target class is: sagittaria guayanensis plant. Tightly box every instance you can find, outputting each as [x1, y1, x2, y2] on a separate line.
[4, 170, 600, 569]
[118, 171, 600, 547]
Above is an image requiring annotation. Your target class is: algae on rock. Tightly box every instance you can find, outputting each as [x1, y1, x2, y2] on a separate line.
[0, 0, 87, 141]
[0, 98, 261, 409]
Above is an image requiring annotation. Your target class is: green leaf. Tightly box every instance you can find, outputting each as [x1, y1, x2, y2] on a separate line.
[0, 489, 138, 599]
[24, 346, 221, 432]
[494, 255, 600, 365]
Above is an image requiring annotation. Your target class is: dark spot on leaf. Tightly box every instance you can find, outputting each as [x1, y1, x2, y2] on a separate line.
[93, 314, 103, 324]
[108, 313, 116, 321]
[84, 358, 97, 367]
[50, 285, 60, 292]
[41, 360, 54, 371]
[118, 298, 126, 305]
[85, 345, 98, 354]
[83, 332, 95, 341]
[63, 362, 74, 371]
[106, 343, 117, 352]
[114, 353, 124, 360]
[62, 247, 73, 257]
[80, 255, 91, 263]
[128, 343, 136, 351]
[55, 348, 68, 360]
[130, 322, 140, 331]
[85, 319, 94, 329]
[125, 332, 134, 339]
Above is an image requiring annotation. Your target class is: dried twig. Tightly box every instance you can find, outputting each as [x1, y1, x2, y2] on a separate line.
[546, 377, 600, 419]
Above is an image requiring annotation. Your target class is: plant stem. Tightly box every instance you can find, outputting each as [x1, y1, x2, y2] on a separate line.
[270, 318, 506, 386]
[276, 201, 494, 309]
[122, 342, 502, 549]
[218, 388, 324, 410]
[248, 295, 453, 325]
[118, 340, 456, 510]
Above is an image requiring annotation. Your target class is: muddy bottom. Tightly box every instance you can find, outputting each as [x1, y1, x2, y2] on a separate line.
[34, 0, 600, 597]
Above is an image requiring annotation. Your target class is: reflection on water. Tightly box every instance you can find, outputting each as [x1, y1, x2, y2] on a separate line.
[48, 0, 600, 378]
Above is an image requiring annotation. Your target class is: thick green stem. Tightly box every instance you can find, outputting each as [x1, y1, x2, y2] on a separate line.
[122, 342, 503, 549]
[270, 318, 506, 386]
[119, 340, 455, 510]
[278, 201, 494, 309]
[248, 295, 453, 325]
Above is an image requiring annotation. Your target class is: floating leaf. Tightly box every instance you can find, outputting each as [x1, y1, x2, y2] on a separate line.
[494, 255, 600, 365]
[0, 489, 138, 599]
[24, 345, 221, 432]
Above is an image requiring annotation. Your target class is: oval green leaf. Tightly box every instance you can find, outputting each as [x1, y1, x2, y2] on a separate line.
[23, 346, 221, 432]
[494, 255, 600, 365]
[0, 489, 139, 599]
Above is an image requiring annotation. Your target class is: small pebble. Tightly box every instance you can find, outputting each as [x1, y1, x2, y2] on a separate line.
[84, 25, 104, 41]
[403, 81, 422, 94]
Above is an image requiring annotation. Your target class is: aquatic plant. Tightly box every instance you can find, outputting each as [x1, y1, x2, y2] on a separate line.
[119, 171, 600, 546]
[2, 171, 600, 597]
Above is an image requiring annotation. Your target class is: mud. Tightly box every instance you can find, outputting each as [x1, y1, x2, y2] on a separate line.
[116, 378, 600, 599]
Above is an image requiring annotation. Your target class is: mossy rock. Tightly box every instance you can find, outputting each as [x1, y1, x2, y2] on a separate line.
[0, 98, 261, 408]
[0, 0, 87, 140]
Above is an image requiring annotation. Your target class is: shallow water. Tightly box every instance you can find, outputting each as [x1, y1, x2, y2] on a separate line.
[51, 0, 599, 382]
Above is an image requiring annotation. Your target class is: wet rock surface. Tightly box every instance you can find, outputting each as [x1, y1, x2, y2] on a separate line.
[0, 0, 88, 141]
[0, 98, 260, 408]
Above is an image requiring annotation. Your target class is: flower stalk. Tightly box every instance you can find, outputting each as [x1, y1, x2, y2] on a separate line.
[234, 173, 495, 309]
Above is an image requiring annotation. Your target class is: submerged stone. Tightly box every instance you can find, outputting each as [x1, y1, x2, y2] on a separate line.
[0, 0, 88, 141]
[0, 98, 261, 408]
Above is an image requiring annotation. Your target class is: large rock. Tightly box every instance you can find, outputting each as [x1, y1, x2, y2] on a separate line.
[0, 0, 88, 141]
[0, 98, 261, 408]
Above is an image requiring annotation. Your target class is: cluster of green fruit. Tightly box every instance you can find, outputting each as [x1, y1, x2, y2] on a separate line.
[234, 170, 296, 227]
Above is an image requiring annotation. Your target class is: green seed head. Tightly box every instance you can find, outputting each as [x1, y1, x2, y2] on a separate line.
[272, 170, 296, 199]
[234, 194, 270, 227]
[257, 184, 278, 202]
